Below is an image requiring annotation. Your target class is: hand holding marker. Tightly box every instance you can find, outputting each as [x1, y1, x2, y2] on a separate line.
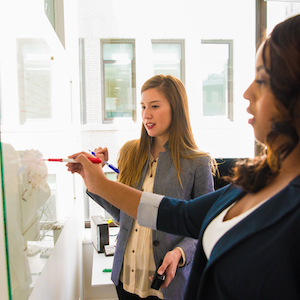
[89, 150, 119, 174]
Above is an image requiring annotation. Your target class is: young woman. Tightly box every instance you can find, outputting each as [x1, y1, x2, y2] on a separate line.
[85, 75, 214, 299]
[67, 14, 300, 299]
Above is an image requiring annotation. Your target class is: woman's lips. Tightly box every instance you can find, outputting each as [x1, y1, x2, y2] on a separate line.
[248, 117, 255, 125]
[146, 123, 155, 129]
[246, 108, 254, 125]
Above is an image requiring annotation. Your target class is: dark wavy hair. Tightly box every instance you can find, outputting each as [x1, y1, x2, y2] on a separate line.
[227, 14, 300, 193]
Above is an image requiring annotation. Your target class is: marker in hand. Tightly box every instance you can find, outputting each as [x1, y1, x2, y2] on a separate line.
[44, 157, 102, 164]
[89, 150, 119, 174]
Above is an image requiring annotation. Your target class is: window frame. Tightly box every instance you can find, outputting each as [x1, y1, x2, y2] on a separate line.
[79, 38, 87, 124]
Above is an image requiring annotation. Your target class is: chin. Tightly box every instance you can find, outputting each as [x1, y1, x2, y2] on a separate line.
[146, 131, 155, 137]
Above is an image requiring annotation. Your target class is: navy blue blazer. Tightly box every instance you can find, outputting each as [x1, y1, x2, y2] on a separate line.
[157, 175, 300, 299]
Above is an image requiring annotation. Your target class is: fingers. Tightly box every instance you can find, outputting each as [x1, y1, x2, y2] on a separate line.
[66, 151, 110, 197]
[66, 162, 80, 172]
[159, 263, 173, 288]
[66, 152, 93, 175]
[94, 147, 109, 161]
[74, 153, 92, 165]
[157, 252, 181, 288]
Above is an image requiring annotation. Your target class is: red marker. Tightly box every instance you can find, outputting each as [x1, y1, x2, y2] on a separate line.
[43, 158, 102, 163]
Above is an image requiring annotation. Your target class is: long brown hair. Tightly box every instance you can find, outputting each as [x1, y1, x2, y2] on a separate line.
[117, 75, 210, 187]
[227, 15, 300, 192]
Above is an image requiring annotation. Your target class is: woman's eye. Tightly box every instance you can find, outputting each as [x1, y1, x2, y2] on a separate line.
[255, 80, 266, 85]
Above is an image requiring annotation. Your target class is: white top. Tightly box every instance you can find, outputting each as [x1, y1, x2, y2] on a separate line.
[202, 198, 270, 259]
[121, 156, 164, 299]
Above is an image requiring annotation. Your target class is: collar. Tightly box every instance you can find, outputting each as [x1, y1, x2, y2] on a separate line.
[149, 137, 170, 151]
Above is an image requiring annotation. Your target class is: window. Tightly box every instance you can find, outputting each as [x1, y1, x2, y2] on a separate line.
[201, 40, 233, 121]
[101, 40, 136, 122]
[152, 40, 185, 83]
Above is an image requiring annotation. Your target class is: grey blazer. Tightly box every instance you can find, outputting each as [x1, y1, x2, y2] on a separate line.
[87, 143, 214, 299]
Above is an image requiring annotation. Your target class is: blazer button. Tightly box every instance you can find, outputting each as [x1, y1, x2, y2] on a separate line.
[153, 240, 159, 247]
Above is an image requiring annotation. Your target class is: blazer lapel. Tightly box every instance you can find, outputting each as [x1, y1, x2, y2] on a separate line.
[206, 177, 300, 266]
[201, 185, 245, 231]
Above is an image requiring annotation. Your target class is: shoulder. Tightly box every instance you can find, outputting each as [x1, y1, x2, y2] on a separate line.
[181, 150, 213, 167]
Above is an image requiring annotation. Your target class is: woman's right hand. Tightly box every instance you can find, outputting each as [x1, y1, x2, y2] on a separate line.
[93, 147, 109, 167]
[67, 152, 107, 195]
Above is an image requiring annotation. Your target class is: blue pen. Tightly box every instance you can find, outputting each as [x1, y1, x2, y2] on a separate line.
[89, 150, 119, 174]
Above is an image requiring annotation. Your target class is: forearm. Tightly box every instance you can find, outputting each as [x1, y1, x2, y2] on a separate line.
[91, 177, 142, 219]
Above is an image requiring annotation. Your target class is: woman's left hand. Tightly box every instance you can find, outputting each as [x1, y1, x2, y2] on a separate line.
[150, 248, 182, 289]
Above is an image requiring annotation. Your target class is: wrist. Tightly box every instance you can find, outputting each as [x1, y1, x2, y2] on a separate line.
[174, 247, 186, 267]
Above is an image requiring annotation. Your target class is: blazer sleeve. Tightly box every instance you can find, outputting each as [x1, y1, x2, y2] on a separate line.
[157, 187, 226, 239]
[87, 190, 121, 222]
[192, 155, 215, 198]
[138, 187, 227, 238]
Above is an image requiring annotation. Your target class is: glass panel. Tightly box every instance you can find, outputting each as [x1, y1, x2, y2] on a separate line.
[201, 43, 229, 117]
[102, 42, 136, 120]
[18, 39, 52, 124]
[152, 43, 182, 79]
[103, 43, 133, 60]
[104, 61, 134, 118]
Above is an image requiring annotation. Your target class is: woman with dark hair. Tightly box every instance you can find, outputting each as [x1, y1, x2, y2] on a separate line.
[68, 14, 300, 299]
[86, 75, 214, 300]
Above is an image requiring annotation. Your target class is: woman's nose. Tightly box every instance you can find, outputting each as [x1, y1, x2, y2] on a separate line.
[143, 107, 152, 119]
[243, 81, 253, 102]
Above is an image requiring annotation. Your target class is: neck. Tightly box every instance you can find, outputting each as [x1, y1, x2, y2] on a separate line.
[277, 144, 300, 179]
